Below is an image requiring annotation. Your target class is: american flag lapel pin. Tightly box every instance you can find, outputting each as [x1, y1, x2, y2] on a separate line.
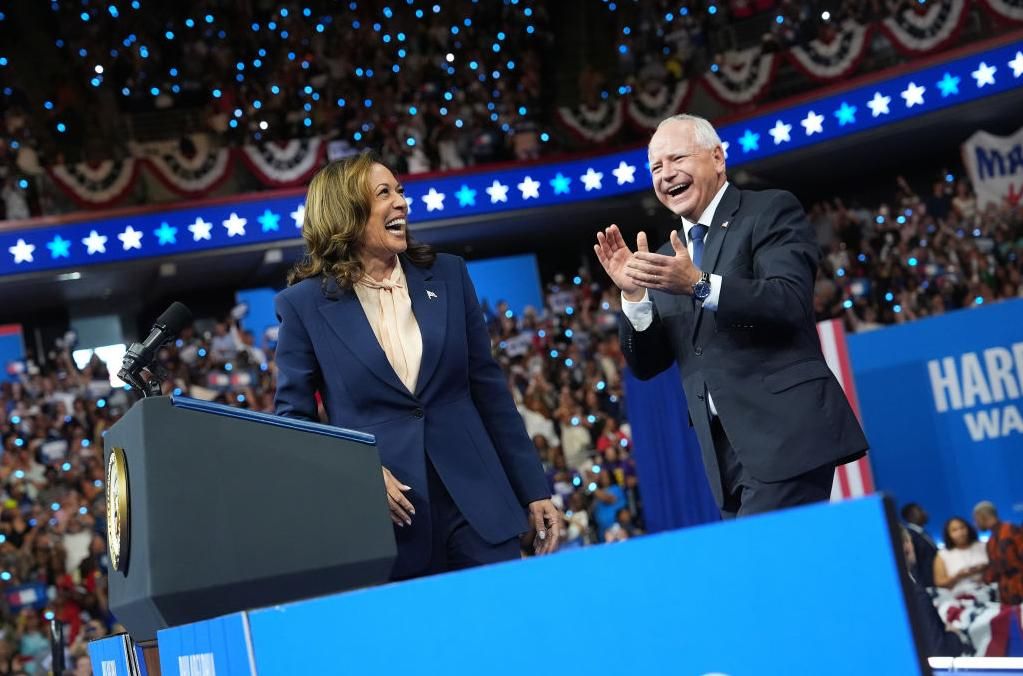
[721, 220, 729, 229]
[427, 290, 438, 300]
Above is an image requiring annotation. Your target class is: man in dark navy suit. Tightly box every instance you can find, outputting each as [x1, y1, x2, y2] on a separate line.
[595, 114, 868, 517]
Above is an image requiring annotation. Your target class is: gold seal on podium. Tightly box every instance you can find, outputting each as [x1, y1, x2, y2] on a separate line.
[106, 447, 130, 573]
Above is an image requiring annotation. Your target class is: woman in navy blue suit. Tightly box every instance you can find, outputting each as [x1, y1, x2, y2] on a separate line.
[274, 153, 560, 580]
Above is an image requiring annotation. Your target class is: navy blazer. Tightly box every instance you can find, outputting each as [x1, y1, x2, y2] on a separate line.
[274, 253, 549, 578]
[621, 185, 868, 507]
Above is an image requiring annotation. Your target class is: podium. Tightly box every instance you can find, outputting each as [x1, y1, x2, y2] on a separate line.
[103, 395, 396, 642]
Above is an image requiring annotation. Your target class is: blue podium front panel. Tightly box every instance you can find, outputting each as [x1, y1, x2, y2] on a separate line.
[246, 496, 927, 676]
[88, 634, 135, 676]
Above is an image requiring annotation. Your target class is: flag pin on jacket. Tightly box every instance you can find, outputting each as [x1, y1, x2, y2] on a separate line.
[721, 221, 729, 229]
[427, 290, 438, 300]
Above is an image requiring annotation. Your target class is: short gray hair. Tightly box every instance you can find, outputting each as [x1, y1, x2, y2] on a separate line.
[973, 501, 997, 517]
[655, 114, 722, 150]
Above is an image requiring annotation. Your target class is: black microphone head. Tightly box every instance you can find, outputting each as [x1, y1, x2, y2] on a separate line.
[156, 302, 192, 333]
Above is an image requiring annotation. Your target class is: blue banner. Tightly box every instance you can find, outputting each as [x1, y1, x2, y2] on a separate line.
[848, 299, 1023, 535]
[88, 634, 135, 676]
[157, 612, 255, 676]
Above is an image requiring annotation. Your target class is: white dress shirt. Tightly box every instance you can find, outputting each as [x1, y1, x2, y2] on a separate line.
[621, 181, 730, 415]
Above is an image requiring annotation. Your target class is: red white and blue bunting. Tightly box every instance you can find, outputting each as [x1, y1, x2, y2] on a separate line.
[625, 80, 693, 131]
[879, 0, 967, 55]
[702, 47, 777, 105]
[239, 138, 326, 188]
[788, 21, 873, 82]
[556, 100, 625, 144]
[47, 159, 139, 208]
[979, 0, 1023, 22]
[144, 142, 233, 197]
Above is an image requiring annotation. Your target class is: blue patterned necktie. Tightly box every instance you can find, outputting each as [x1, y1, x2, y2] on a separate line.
[689, 223, 709, 267]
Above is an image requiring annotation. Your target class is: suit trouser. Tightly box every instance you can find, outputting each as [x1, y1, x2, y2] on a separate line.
[711, 417, 835, 519]
[420, 457, 520, 576]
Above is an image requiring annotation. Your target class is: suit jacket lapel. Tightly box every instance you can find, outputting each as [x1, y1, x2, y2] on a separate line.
[317, 277, 410, 397]
[691, 184, 741, 344]
[403, 258, 447, 397]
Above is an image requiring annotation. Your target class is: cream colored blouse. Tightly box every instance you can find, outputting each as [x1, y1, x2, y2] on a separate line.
[353, 259, 423, 394]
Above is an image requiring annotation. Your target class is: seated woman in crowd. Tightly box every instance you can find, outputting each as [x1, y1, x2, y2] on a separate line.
[934, 516, 989, 592]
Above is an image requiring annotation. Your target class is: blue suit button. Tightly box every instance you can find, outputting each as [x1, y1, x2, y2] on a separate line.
[413, 408, 424, 418]
[694, 346, 703, 356]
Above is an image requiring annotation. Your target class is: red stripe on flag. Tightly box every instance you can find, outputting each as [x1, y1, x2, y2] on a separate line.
[0, 324, 22, 337]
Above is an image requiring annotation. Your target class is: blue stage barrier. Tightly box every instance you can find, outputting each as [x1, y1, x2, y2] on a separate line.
[92, 495, 935, 675]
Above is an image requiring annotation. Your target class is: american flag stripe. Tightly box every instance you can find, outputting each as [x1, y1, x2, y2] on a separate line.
[817, 319, 876, 500]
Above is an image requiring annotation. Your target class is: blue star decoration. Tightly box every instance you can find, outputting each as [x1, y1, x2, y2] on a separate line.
[455, 184, 477, 207]
[738, 129, 759, 153]
[937, 72, 960, 97]
[834, 102, 857, 126]
[550, 173, 571, 195]
[154, 222, 177, 245]
[258, 209, 280, 232]
[47, 235, 71, 259]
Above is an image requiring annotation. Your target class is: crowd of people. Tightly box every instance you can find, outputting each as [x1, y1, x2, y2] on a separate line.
[0, 0, 1006, 215]
[811, 173, 1023, 334]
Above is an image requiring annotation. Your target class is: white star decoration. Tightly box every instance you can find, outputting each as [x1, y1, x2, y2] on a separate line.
[422, 188, 446, 211]
[118, 225, 143, 250]
[517, 176, 540, 199]
[404, 195, 413, 213]
[223, 212, 247, 237]
[8, 239, 34, 264]
[580, 168, 603, 191]
[769, 120, 792, 145]
[867, 92, 891, 117]
[801, 111, 824, 136]
[971, 62, 997, 88]
[82, 230, 108, 255]
[901, 82, 925, 108]
[485, 180, 509, 203]
[291, 204, 305, 228]
[1010, 51, 1023, 79]
[612, 161, 636, 185]
[189, 217, 213, 241]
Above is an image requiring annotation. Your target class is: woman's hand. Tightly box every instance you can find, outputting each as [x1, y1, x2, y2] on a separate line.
[382, 467, 415, 527]
[528, 498, 561, 555]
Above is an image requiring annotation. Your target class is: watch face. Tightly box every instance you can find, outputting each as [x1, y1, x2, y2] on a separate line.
[694, 282, 711, 301]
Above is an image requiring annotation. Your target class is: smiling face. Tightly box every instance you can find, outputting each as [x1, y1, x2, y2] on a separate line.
[648, 119, 726, 221]
[358, 163, 409, 262]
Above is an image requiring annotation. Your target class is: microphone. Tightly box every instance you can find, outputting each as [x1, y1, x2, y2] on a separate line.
[119, 302, 192, 393]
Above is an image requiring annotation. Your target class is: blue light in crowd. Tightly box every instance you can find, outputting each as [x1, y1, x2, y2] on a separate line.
[618, 45, 628, 54]
[896, 216, 906, 224]
[571, 416, 580, 426]
[336, 97, 345, 107]
[406, 137, 415, 146]
[540, 133, 550, 142]
[573, 476, 582, 487]
[596, 381, 606, 391]
[130, 0, 139, 8]
[150, 87, 159, 96]
[565, 358, 575, 367]
[843, 299, 854, 309]
[566, 306, 575, 315]
[253, 59, 262, 68]
[81, 11, 90, 21]
[0, 572, 10, 582]
[165, 30, 175, 40]
[776, 14, 784, 23]
[14, 470, 25, 479]
[908, 257, 918, 266]
[80, 507, 89, 515]
[237, 394, 246, 403]
[304, 7, 312, 16]
[538, 330, 546, 338]
[710, 64, 719, 73]
[94, 480, 103, 488]
[17, 179, 27, 189]
[893, 305, 902, 313]
[51, 502, 61, 512]
[364, 98, 373, 108]
[588, 481, 598, 492]
[565, 329, 574, 338]
[858, 253, 868, 262]
[198, 348, 207, 357]
[280, 8, 289, 16]
[973, 228, 982, 237]
[10, 415, 19, 424]
[444, 91, 453, 101]
[526, 25, 535, 34]
[108, 5, 119, 17]
[550, 350, 559, 358]
[455, 119, 464, 128]
[975, 296, 984, 305]
[884, 292, 894, 302]
[708, 5, 718, 14]
[354, 132, 363, 141]
[173, 387, 183, 396]
[303, 103, 311, 111]
[272, 85, 281, 95]
[185, 18, 194, 27]
[253, 100, 262, 109]
[13, 438, 23, 447]
[876, 216, 885, 224]
[56, 122, 66, 133]
[140, 45, 149, 58]
[82, 439, 90, 447]
[619, 438, 628, 448]
[503, 309, 513, 318]
[836, 268, 845, 277]
[383, 33, 391, 42]
[79, 48, 88, 57]
[946, 173, 954, 183]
